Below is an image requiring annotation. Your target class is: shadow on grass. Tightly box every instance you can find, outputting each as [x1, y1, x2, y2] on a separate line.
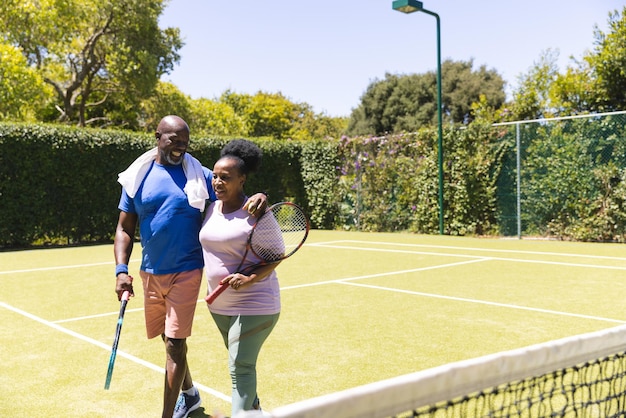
[191, 406, 228, 418]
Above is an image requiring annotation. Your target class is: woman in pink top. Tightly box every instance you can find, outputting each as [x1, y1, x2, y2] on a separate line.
[199, 139, 279, 416]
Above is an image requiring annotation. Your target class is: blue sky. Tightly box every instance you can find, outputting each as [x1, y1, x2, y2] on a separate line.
[159, 1, 624, 117]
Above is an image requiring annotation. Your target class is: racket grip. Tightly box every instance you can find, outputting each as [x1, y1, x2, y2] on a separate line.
[121, 290, 130, 302]
[205, 282, 229, 304]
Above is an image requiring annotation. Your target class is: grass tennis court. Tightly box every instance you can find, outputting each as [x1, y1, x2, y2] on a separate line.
[1, 230, 625, 417]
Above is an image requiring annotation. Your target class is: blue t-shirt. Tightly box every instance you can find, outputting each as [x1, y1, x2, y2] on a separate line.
[118, 161, 216, 274]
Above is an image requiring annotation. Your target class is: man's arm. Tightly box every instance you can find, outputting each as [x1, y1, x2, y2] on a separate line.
[113, 211, 138, 300]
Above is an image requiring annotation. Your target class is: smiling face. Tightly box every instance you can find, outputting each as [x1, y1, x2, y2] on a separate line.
[155, 116, 190, 166]
[212, 156, 246, 205]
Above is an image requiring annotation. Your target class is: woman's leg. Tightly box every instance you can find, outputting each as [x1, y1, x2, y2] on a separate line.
[211, 313, 279, 416]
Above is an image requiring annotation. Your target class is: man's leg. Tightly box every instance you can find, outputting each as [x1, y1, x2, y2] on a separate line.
[162, 336, 188, 418]
[181, 363, 193, 391]
[162, 269, 202, 417]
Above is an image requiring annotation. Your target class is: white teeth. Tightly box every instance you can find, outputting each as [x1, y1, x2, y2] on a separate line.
[172, 152, 181, 157]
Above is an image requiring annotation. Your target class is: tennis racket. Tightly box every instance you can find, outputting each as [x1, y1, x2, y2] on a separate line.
[104, 289, 130, 390]
[205, 202, 310, 304]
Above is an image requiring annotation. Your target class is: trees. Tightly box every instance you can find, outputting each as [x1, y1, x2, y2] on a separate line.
[2, 2, 622, 143]
[346, 59, 505, 136]
[510, 7, 626, 119]
[550, 60, 598, 115]
[585, 7, 626, 111]
[0, 0, 346, 138]
[509, 50, 561, 121]
[139, 81, 193, 133]
[347, 6, 625, 136]
[0, 42, 53, 121]
[501, 7, 626, 241]
[188, 98, 246, 138]
[0, 0, 182, 127]
[135, 86, 346, 140]
[443, 60, 505, 124]
[219, 90, 346, 140]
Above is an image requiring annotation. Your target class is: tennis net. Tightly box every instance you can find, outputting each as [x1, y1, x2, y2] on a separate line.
[241, 325, 626, 418]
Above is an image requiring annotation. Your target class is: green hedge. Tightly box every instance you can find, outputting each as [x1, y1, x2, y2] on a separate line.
[338, 121, 502, 236]
[0, 124, 147, 247]
[0, 124, 339, 247]
[3, 114, 625, 248]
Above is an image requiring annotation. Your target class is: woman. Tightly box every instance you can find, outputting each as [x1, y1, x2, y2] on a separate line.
[199, 139, 280, 416]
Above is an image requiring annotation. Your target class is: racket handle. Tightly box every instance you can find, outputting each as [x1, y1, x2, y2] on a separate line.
[121, 290, 130, 302]
[205, 282, 229, 304]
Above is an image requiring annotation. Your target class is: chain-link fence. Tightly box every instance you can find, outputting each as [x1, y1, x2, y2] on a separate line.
[494, 110, 626, 240]
[338, 111, 626, 241]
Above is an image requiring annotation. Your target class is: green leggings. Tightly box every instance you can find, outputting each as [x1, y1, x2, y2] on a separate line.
[211, 312, 279, 416]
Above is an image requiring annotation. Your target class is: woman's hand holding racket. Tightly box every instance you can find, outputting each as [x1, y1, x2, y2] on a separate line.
[218, 262, 279, 291]
[219, 272, 254, 292]
[205, 202, 309, 304]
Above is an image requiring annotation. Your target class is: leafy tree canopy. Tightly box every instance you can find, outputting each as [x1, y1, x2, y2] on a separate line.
[219, 90, 346, 140]
[586, 6, 626, 111]
[509, 49, 561, 120]
[0, 0, 182, 127]
[346, 59, 506, 136]
[136, 85, 346, 140]
[0, 41, 54, 121]
[509, 6, 626, 120]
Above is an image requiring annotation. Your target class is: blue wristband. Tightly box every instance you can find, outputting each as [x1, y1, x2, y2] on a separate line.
[115, 264, 129, 276]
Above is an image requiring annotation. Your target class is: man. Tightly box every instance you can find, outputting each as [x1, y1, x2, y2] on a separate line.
[114, 115, 266, 418]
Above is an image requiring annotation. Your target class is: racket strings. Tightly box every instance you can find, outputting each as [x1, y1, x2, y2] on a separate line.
[250, 205, 308, 261]
[277, 210, 308, 255]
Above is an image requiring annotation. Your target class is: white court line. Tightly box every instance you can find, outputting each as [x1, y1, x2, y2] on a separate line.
[53, 307, 145, 323]
[338, 281, 626, 325]
[287, 246, 626, 324]
[14, 240, 626, 326]
[0, 301, 230, 402]
[0, 258, 142, 275]
[310, 243, 626, 271]
[309, 240, 626, 261]
[58, 259, 485, 323]
[55, 297, 213, 323]
[55, 249, 623, 324]
[54, 259, 489, 323]
[281, 258, 490, 290]
[0, 261, 112, 274]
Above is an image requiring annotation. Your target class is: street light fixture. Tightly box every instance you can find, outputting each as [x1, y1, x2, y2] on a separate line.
[392, 0, 444, 235]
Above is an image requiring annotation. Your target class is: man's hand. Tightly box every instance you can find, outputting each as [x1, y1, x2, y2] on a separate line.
[244, 193, 269, 216]
[115, 273, 135, 301]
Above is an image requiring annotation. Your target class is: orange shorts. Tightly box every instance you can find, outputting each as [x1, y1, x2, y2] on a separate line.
[140, 269, 202, 339]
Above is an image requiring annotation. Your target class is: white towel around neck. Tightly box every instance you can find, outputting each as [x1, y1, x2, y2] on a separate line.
[117, 147, 209, 211]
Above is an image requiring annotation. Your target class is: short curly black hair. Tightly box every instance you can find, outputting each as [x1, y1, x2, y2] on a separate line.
[219, 139, 263, 175]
